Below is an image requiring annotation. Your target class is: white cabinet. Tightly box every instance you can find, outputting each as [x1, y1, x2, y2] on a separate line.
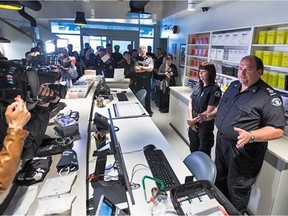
[183, 23, 288, 94]
[247, 137, 288, 215]
[169, 87, 191, 143]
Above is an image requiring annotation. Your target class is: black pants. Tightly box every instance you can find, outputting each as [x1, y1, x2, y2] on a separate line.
[215, 131, 267, 214]
[188, 120, 215, 157]
[135, 76, 152, 113]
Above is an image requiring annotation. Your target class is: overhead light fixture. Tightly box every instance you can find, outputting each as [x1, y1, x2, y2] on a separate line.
[0, 1, 22, 10]
[74, 11, 87, 26]
[188, 0, 196, 11]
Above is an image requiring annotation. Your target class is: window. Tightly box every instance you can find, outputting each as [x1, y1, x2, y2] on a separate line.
[89, 36, 107, 50]
[56, 34, 81, 52]
[140, 27, 154, 38]
[139, 38, 153, 50]
[139, 27, 154, 50]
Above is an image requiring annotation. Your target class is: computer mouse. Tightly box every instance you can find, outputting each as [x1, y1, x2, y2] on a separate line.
[143, 144, 156, 151]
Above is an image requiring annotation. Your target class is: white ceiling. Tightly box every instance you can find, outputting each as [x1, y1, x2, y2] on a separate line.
[0, 0, 228, 29]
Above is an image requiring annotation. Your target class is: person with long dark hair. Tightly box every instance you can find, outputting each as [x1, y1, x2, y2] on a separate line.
[187, 63, 222, 157]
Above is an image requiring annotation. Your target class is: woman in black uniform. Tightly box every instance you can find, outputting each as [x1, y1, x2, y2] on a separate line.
[187, 63, 222, 157]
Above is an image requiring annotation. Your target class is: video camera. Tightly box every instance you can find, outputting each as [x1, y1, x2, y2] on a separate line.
[0, 59, 65, 105]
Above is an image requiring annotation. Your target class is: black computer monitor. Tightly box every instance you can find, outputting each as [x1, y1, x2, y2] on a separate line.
[95, 74, 110, 98]
[107, 108, 135, 205]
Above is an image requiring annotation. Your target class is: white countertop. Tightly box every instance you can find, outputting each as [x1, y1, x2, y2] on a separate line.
[170, 86, 288, 164]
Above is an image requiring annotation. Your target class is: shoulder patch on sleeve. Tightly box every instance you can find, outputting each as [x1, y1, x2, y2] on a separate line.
[271, 98, 282, 106]
[214, 91, 222, 98]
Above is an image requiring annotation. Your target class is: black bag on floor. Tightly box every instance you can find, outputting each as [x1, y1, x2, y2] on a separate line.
[15, 156, 52, 186]
[35, 137, 74, 157]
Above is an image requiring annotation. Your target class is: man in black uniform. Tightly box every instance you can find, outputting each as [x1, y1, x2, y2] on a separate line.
[200, 55, 286, 214]
[134, 46, 154, 115]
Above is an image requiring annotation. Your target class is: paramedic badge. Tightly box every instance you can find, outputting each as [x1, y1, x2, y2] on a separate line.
[271, 98, 282, 107]
[214, 91, 221, 98]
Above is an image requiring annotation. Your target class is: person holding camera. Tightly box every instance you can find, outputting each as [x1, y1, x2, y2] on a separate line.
[58, 52, 78, 87]
[0, 96, 30, 193]
[21, 84, 63, 160]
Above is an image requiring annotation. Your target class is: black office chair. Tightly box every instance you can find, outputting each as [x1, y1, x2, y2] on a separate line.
[183, 151, 217, 184]
[135, 89, 147, 106]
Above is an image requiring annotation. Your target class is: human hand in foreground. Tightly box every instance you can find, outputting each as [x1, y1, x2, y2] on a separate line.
[5, 96, 31, 129]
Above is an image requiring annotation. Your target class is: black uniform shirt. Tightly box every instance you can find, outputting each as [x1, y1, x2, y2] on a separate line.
[191, 83, 222, 117]
[216, 79, 287, 140]
[135, 55, 154, 79]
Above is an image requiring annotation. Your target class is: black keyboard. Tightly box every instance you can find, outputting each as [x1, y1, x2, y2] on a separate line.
[116, 93, 128, 101]
[144, 149, 180, 191]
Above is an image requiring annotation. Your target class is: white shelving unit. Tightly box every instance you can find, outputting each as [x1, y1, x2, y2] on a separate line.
[183, 23, 288, 94]
[251, 23, 288, 92]
[184, 32, 210, 86]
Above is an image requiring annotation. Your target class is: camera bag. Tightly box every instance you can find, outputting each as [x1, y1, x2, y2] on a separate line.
[56, 149, 79, 175]
[35, 137, 74, 157]
[15, 156, 52, 186]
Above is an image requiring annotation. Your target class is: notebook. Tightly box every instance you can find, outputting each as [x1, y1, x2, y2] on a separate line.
[95, 195, 127, 216]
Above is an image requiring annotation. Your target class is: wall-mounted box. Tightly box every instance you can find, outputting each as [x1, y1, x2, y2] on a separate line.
[217, 34, 224, 44]
[255, 50, 264, 60]
[276, 30, 287, 44]
[278, 73, 287, 89]
[224, 33, 231, 44]
[210, 48, 217, 59]
[267, 30, 277, 44]
[272, 51, 283, 67]
[216, 49, 224, 60]
[269, 71, 279, 87]
[240, 31, 251, 44]
[258, 31, 267, 44]
[211, 34, 217, 44]
[231, 32, 239, 44]
[263, 51, 272, 65]
[262, 70, 270, 83]
[281, 52, 288, 67]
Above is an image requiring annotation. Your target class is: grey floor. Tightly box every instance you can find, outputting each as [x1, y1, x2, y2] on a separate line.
[150, 100, 190, 161]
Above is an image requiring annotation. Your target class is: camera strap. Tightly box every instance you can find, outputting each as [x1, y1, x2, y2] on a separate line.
[27, 69, 40, 99]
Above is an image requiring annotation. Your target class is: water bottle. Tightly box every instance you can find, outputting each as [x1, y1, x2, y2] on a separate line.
[151, 191, 177, 216]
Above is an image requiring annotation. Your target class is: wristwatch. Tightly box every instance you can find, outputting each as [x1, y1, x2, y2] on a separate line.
[248, 132, 255, 143]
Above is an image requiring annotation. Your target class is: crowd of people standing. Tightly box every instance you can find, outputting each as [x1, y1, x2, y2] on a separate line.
[65, 43, 178, 116]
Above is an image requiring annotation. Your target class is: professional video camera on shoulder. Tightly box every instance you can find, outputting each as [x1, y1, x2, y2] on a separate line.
[0, 59, 66, 106]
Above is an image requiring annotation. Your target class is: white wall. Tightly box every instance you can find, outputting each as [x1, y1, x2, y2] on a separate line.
[160, 1, 288, 85]
[0, 22, 34, 59]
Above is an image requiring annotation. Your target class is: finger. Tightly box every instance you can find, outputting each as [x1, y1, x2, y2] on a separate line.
[49, 89, 54, 97]
[6, 102, 15, 113]
[234, 127, 244, 133]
